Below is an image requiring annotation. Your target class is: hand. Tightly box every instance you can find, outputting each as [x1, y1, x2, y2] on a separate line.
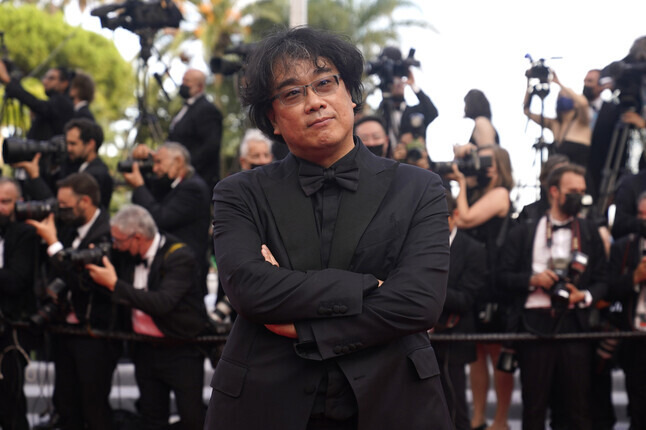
[12, 153, 41, 179]
[445, 163, 465, 183]
[132, 144, 154, 160]
[406, 70, 415, 86]
[453, 143, 476, 159]
[25, 213, 58, 245]
[634, 256, 646, 284]
[530, 269, 559, 290]
[621, 111, 646, 129]
[122, 160, 145, 188]
[85, 256, 118, 291]
[0, 60, 10, 84]
[261, 244, 278, 267]
[566, 283, 586, 305]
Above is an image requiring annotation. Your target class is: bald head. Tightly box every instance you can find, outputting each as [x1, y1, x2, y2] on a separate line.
[182, 69, 206, 98]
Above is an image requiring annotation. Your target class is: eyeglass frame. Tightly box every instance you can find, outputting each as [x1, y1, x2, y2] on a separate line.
[270, 74, 341, 106]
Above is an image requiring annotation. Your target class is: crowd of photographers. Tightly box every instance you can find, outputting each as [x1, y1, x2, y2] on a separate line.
[1, 34, 646, 430]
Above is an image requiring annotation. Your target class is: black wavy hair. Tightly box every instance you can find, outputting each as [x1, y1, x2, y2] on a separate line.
[464, 89, 492, 120]
[240, 26, 364, 145]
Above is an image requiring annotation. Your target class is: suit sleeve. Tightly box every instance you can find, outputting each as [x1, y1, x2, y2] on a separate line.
[213, 172, 449, 359]
[111, 247, 196, 316]
[190, 104, 223, 178]
[443, 237, 486, 313]
[5, 79, 63, 119]
[132, 182, 201, 232]
[0, 225, 38, 297]
[611, 177, 642, 239]
[498, 223, 533, 295]
[607, 238, 637, 302]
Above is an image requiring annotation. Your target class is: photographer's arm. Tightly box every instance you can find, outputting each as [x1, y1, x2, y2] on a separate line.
[0, 60, 10, 84]
[523, 82, 556, 131]
[451, 164, 510, 229]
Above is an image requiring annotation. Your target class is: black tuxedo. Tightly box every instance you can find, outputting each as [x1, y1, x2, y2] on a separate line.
[5, 79, 74, 140]
[168, 94, 223, 189]
[498, 216, 608, 430]
[206, 141, 452, 429]
[0, 221, 39, 430]
[611, 170, 646, 240]
[132, 172, 211, 295]
[73, 103, 95, 121]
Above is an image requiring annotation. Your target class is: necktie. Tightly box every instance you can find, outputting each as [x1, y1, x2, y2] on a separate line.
[298, 161, 359, 196]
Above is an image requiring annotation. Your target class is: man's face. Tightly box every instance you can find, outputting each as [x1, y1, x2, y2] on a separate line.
[182, 70, 204, 98]
[42, 69, 66, 94]
[152, 147, 180, 179]
[355, 120, 388, 156]
[583, 70, 602, 99]
[267, 59, 356, 165]
[551, 172, 586, 214]
[57, 187, 88, 226]
[0, 183, 19, 219]
[111, 225, 141, 256]
[637, 199, 646, 221]
[240, 140, 273, 170]
[66, 127, 92, 162]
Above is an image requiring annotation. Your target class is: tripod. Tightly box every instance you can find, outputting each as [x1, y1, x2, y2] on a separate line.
[527, 83, 552, 201]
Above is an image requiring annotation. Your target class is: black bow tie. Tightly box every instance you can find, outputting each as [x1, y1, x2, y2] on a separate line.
[133, 255, 149, 268]
[298, 161, 359, 196]
[552, 221, 572, 232]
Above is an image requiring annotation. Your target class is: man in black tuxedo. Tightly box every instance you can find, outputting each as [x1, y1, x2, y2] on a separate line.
[124, 141, 211, 295]
[70, 71, 96, 121]
[0, 62, 74, 141]
[14, 118, 113, 209]
[205, 27, 452, 430]
[168, 68, 223, 190]
[607, 191, 646, 429]
[0, 178, 40, 430]
[87, 204, 211, 430]
[26, 173, 122, 430]
[499, 164, 608, 430]
[433, 191, 486, 430]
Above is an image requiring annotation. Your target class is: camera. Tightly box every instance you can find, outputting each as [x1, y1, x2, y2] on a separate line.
[602, 60, 646, 112]
[525, 57, 552, 83]
[30, 278, 67, 327]
[209, 43, 256, 76]
[497, 346, 519, 373]
[117, 157, 154, 174]
[56, 242, 112, 271]
[2, 135, 66, 164]
[550, 252, 588, 310]
[15, 198, 59, 222]
[91, 0, 182, 32]
[430, 152, 493, 177]
[365, 47, 420, 88]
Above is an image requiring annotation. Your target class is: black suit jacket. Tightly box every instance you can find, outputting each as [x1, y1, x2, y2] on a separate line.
[111, 236, 211, 339]
[73, 104, 95, 122]
[0, 222, 40, 322]
[400, 88, 439, 137]
[611, 170, 646, 240]
[206, 141, 452, 429]
[498, 216, 608, 333]
[168, 94, 223, 189]
[5, 79, 74, 140]
[607, 234, 644, 331]
[434, 230, 486, 364]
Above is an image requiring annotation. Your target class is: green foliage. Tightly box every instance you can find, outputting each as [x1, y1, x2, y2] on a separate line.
[0, 3, 134, 124]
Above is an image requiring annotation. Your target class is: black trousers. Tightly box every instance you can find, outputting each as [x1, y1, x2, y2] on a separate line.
[619, 337, 646, 430]
[518, 310, 592, 430]
[132, 342, 205, 430]
[54, 334, 121, 430]
[437, 355, 469, 430]
[0, 334, 29, 430]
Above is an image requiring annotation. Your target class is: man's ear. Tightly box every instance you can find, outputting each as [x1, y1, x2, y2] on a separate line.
[267, 109, 281, 136]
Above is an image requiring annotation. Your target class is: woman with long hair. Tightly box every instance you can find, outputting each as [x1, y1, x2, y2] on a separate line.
[454, 89, 500, 159]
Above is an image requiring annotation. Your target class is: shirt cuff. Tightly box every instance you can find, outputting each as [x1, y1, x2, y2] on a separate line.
[578, 290, 593, 308]
[47, 241, 64, 257]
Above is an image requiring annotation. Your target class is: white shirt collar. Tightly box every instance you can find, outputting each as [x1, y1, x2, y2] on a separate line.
[76, 208, 101, 243]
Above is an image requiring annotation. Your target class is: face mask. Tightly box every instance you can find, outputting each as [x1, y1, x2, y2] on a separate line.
[367, 145, 384, 157]
[556, 97, 575, 113]
[560, 193, 583, 217]
[58, 207, 85, 227]
[179, 84, 191, 99]
[249, 163, 265, 170]
[582, 86, 596, 102]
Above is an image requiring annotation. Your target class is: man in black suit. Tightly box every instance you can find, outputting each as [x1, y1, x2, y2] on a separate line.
[14, 118, 113, 209]
[70, 71, 96, 121]
[0, 62, 74, 141]
[499, 164, 608, 430]
[124, 141, 211, 295]
[168, 68, 223, 190]
[433, 191, 486, 430]
[0, 178, 40, 430]
[87, 204, 211, 430]
[607, 191, 646, 429]
[205, 27, 451, 430]
[25, 173, 122, 430]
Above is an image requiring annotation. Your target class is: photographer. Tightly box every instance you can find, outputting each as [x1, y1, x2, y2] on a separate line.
[13, 118, 113, 209]
[453, 89, 500, 159]
[86, 204, 211, 430]
[123, 142, 211, 295]
[25, 173, 123, 430]
[607, 191, 646, 429]
[0, 62, 74, 141]
[0, 178, 40, 430]
[498, 164, 608, 429]
[448, 144, 514, 430]
[70, 71, 96, 121]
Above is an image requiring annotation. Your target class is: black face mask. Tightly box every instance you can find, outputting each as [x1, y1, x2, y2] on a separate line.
[367, 144, 384, 157]
[582, 85, 596, 102]
[249, 163, 265, 170]
[560, 193, 583, 217]
[58, 207, 85, 228]
[179, 84, 191, 100]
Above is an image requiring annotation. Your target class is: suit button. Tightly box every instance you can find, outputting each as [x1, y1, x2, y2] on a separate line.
[341, 346, 350, 354]
[318, 307, 330, 315]
[304, 385, 316, 394]
[333, 305, 341, 313]
[348, 343, 356, 351]
[339, 305, 348, 314]
[333, 346, 343, 354]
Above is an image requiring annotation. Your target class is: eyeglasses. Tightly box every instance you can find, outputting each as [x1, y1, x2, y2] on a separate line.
[271, 75, 341, 106]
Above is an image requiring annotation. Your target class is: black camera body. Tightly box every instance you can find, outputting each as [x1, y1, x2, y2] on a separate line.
[2, 135, 66, 164]
[431, 152, 493, 177]
[30, 278, 67, 328]
[525, 58, 551, 84]
[15, 198, 59, 222]
[56, 242, 112, 272]
[551, 251, 588, 310]
[210, 43, 256, 76]
[91, 0, 182, 32]
[365, 47, 420, 88]
[117, 157, 154, 174]
[603, 60, 646, 112]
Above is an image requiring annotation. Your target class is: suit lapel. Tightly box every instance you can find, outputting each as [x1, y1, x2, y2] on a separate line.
[328, 144, 397, 269]
[260, 154, 322, 271]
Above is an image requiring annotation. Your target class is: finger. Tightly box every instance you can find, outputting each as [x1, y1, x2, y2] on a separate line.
[102, 255, 114, 269]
